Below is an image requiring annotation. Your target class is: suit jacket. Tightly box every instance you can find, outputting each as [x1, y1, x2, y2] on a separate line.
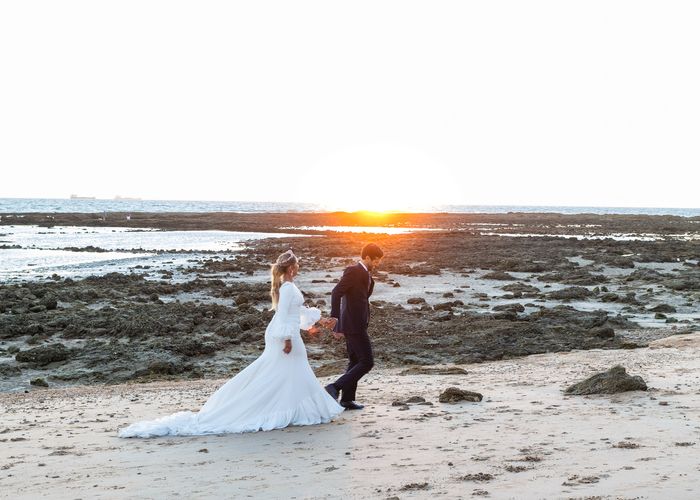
[331, 263, 374, 336]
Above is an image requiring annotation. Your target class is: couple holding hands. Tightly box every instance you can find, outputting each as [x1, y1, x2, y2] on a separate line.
[119, 243, 384, 438]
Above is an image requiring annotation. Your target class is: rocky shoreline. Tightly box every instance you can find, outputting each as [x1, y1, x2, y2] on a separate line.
[1, 212, 698, 392]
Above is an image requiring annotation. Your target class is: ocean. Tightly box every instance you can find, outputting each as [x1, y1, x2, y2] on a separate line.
[1, 198, 699, 217]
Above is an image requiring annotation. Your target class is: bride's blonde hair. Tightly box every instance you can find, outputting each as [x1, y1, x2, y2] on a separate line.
[270, 250, 298, 310]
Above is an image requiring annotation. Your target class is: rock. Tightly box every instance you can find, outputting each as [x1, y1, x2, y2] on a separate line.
[540, 270, 608, 286]
[405, 395, 426, 403]
[393, 396, 427, 405]
[30, 378, 49, 387]
[399, 366, 468, 376]
[648, 304, 677, 313]
[613, 440, 640, 449]
[238, 313, 264, 331]
[142, 361, 182, 375]
[482, 271, 517, 281]
[27, 333, 49, 345]
[496, 260, 545, 273]
[602, 256, 635, 269]
[434, 300, 464, 311]
[42, 296, 58, 310]
[439, 387, 483, 403]
[492, 311, 518, 321]
[399, 482, 430, 491]
[407, 297, 427, 305]
[625, 269, 668, 282]
[432, 311, 453, 322]
[0, 364, 21, 376]
[23, 323, 45, 335]
[170, 338, 219, 357]
[502, 283, 540, 296]
[548, 286, 594, 301]
[565, 365, 647, 395]
[665, 279, 700, 291]
[589, 326, 615, 339]
[15, 344, 71, 366]
[600, 293, 620, 302]
[493, 303, 525, 313]
[460, 473, 494, 482]
[216, 322, 243, 338]
[313, 360, 347, 377]
[622, 292, 640, 305]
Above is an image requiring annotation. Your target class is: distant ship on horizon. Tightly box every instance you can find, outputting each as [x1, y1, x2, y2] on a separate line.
[114, 195, 142, 201]
[69, 194, 96, 200]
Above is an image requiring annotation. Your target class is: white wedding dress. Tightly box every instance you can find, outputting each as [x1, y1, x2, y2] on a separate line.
[119, 281, 344, 438]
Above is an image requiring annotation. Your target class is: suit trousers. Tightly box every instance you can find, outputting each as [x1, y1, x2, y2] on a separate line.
[334, 332, 374, 402]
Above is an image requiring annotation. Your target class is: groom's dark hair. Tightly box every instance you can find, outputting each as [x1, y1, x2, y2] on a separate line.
[361, 243, 384, 260]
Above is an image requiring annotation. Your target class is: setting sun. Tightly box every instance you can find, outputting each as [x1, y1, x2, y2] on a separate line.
[296, 143, 464, 212]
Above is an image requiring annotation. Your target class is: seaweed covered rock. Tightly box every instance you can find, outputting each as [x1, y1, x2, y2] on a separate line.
[565, 365, 647, 395]
[439, 387, 483, 403]
[548, 286, 594, 301]
[15, 343, 71, 366]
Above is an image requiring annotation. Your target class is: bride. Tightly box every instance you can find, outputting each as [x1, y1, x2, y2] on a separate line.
[119, 250, 344, 438]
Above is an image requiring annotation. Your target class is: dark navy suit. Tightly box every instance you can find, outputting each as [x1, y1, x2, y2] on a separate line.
[330, 262, 375, 402]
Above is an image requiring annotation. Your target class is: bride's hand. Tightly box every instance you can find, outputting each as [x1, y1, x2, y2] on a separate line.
[283, 339, 292, 354]
[319, 317, 338, 329]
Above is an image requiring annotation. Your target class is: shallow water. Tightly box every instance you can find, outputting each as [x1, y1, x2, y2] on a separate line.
[0, 225, 308, 281]
[1, 225, 304, 251]
[478, 231, 698, 242]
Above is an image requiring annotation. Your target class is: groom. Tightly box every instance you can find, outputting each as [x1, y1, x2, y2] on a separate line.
[324, 243, 384, 410]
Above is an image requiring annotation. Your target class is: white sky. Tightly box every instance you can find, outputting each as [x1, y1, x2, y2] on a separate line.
[1, 1, 698, 211]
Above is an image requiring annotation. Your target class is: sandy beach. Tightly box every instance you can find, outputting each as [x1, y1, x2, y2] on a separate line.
[2, 333, 699, 499]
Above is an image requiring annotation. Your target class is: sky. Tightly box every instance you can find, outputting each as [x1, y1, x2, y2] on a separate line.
[1, 1, 699, 211]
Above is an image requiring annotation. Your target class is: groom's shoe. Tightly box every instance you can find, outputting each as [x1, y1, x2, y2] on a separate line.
[340, 401, 364, 410]
[325, 384, 339, 401]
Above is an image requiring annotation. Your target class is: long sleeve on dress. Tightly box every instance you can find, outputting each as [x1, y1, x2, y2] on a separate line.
[270, 283, 297, 341]
[300, 306, 321, 330]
